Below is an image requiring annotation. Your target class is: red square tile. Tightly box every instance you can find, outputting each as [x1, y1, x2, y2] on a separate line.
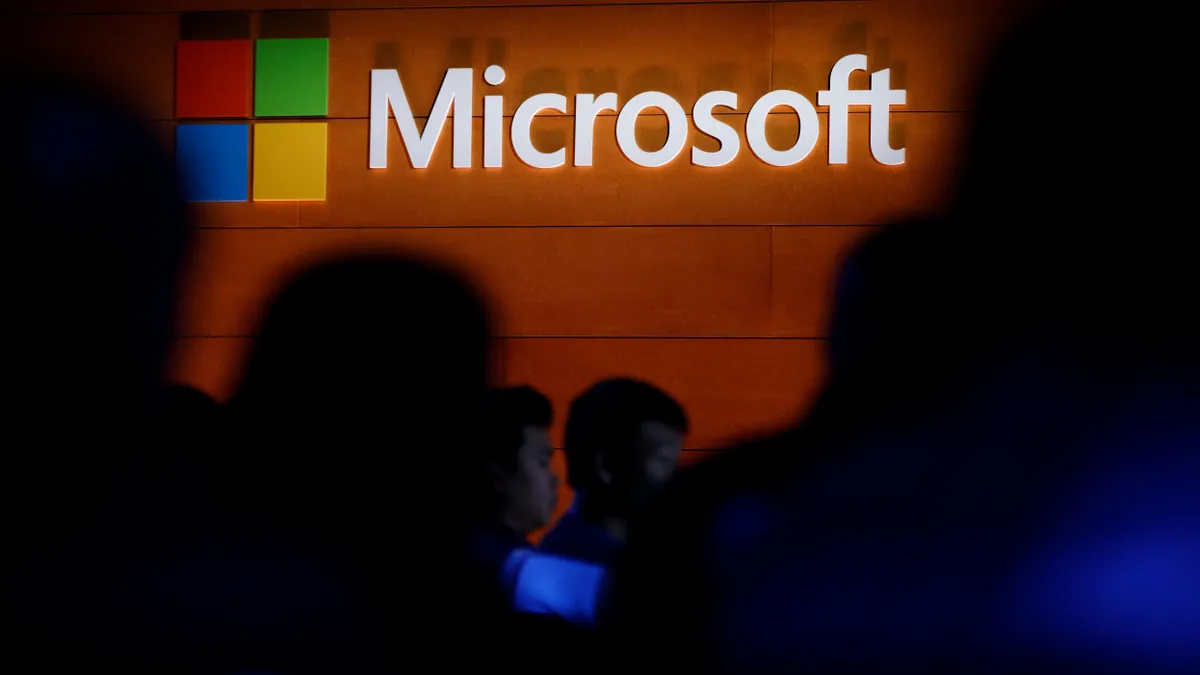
[176, 40, 251, 119]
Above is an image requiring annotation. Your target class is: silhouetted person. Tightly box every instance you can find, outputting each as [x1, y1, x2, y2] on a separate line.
[217, 253, 495, 670]
[3, 70, 190, 504]
[466, 384, 558, 592]
[598, 216, 959, 671]
[212, 253, 610, 672]
[466, 386, 610, 633]
[605, 1, 1198, 673]
[3, 75, 189, 414]
[2, 71, 197, 673]
[541, 378, 688, 566]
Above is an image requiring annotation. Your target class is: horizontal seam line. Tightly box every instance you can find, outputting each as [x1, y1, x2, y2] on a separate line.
[186, 224, 884, 229]
[174, 335, 831, 339]
[19, 1, 870, 18]
[165, 109, 966, 123]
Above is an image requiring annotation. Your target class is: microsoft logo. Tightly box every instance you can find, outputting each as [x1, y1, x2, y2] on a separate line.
[174, 37, 329, 202]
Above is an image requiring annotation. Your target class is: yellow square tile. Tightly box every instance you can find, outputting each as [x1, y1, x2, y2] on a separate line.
[252, 122, 327, 201]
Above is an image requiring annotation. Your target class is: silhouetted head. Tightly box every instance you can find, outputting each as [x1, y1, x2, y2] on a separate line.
[564, 378, 688, 520]
[3, 71, 190, 413]
[785, 213, 1030, 457]
[953, 0, 1175, 225]
[155, 384, 219, 424]
[226, 253, 491, 539]
[950, 0, 1194, 353]
[230, 253, 490, 435]
[473, 385, 558, 534]
[823, 218, 972, 406]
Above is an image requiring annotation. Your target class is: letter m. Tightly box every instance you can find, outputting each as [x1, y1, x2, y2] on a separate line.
[369, 68, 473, 169]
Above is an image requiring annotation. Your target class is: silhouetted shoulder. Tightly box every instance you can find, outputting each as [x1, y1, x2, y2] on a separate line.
[601, 428, 811, 673]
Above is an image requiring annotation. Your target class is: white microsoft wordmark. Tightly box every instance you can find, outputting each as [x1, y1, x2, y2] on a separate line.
[368, 53, 906, 170]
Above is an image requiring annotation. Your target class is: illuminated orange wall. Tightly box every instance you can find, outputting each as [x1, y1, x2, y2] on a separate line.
[8, 0, 1036, 530]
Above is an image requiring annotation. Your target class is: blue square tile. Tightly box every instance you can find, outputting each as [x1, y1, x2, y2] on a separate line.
[176, 123, 249, 202]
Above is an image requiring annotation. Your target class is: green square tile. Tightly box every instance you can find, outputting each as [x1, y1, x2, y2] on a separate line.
[254, 38, 328, 117]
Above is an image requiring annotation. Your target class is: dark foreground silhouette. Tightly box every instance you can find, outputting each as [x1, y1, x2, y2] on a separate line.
[603, 2, 1199, 673]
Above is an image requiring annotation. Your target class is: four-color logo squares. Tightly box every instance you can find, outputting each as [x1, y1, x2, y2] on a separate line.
[175, 37, 329, 202]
